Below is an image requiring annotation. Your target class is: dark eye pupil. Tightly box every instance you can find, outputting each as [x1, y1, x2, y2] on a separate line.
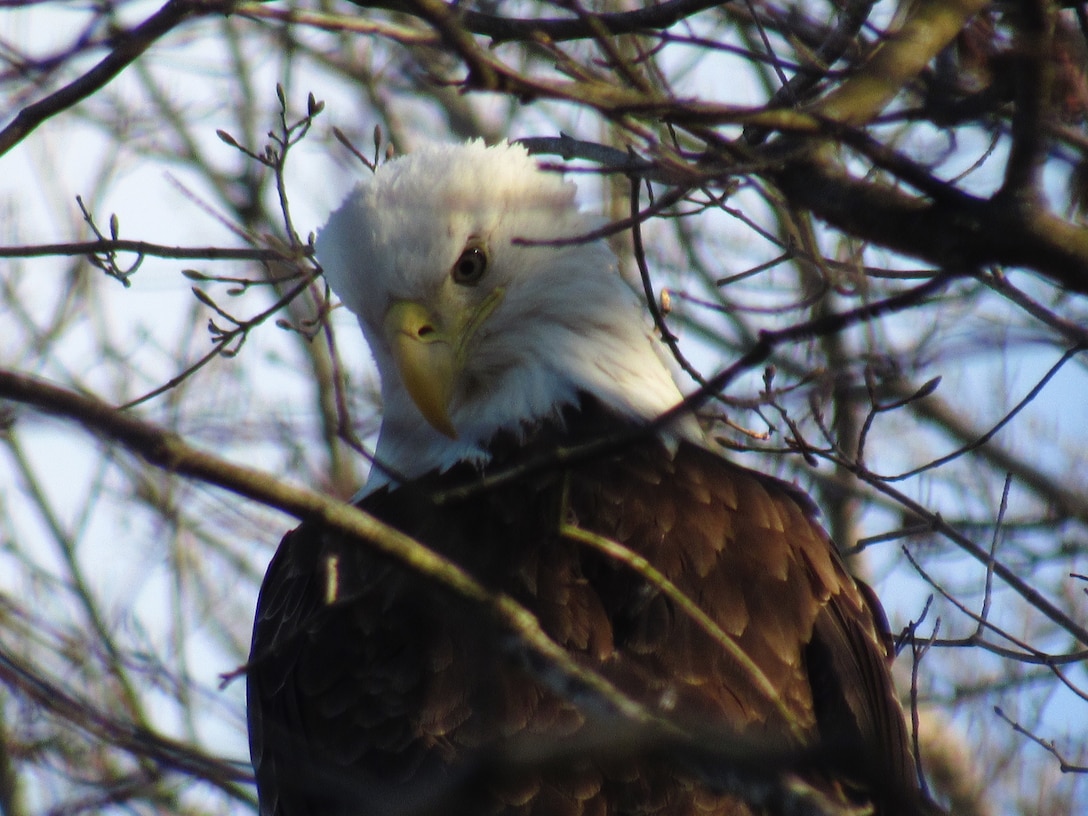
[454, 247, 486, 283]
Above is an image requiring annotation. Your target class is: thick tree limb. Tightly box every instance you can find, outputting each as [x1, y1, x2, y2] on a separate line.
[772, 155, 1088, 295]
[0, 369, 660, 732]
[812, 0, 990, 125]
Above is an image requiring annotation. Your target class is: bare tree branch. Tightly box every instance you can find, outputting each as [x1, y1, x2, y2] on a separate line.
[0, 0, 233, 158]
[348, 0, 729, 44]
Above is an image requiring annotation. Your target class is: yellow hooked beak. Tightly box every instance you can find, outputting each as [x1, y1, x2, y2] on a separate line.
[382, 289, 504, 439]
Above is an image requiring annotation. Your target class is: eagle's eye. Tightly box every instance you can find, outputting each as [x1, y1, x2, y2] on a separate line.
[451, 244, 488, 286]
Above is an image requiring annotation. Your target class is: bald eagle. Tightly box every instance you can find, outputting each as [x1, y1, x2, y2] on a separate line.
[247, 141, 926, 815]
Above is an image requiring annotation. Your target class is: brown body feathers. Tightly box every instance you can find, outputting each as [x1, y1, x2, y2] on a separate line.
[248, 401, 925, 816]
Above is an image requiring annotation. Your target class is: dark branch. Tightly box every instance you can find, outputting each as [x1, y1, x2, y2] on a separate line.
[0, 0, 233, 158]
[350, 0, 729, 44]
[0, 238, 303, 262]
[771, 152, 1088, 295]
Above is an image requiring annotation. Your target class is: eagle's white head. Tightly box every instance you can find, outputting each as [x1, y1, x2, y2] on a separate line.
[317, 140, 702, 490]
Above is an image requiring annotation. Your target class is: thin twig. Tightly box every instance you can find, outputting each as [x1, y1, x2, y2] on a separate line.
[118, 269, 321, 409]
[879, 346, 1087, 481]
[994, 707, 1088, 774]
[0, 239, 303, 262]
[976, 474, 1012, 639]
[628, 174, 709, 390]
